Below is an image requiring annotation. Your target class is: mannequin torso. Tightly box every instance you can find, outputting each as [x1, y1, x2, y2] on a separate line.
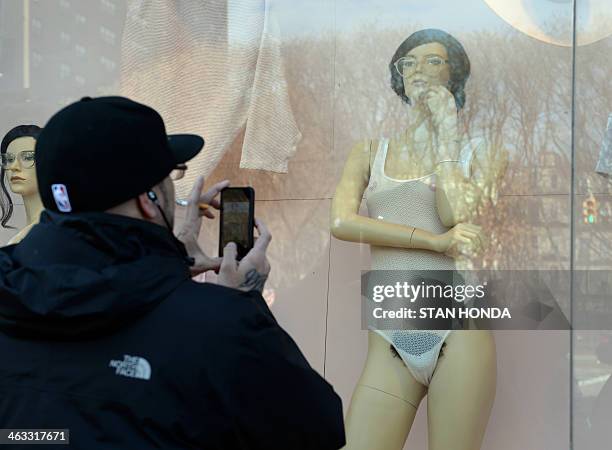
[336, 130, 499, 450]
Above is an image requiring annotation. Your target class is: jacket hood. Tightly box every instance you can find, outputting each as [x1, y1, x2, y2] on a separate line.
[0, 211, 191, 339]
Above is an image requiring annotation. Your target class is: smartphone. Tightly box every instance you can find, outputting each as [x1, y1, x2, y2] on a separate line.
[219, 187, 255, 260]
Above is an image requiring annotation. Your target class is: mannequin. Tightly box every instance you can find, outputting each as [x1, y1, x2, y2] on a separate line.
[331, 29, 507, 450]
[1, 125, 44, 245]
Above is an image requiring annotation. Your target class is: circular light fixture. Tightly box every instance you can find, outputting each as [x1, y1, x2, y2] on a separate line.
[483, 0, 612, 46]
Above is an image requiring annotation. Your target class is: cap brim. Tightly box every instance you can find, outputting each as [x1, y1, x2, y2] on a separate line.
[167, 134, 204, 164]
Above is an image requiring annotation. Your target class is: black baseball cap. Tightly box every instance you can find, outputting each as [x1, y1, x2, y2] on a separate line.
[36, 96, 204, 213]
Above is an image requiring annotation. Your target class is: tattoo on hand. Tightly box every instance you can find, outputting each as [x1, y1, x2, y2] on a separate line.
[240, 269, 267, 292]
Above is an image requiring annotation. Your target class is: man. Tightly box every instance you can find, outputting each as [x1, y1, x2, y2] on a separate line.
[0, 97, 345, 449]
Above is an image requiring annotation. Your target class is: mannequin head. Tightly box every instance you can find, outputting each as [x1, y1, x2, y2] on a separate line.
[389, 29, 470, 110]
[1, 125, 42, 227]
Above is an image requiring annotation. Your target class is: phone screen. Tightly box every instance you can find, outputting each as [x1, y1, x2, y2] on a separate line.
[219, 188, 254, 259]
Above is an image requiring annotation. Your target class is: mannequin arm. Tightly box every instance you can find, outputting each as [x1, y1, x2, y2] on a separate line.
[330, 140, 440, 252]
[435, 138, 509, 227]
[435, 162, 483, 227]
[434, 135, 483, 227]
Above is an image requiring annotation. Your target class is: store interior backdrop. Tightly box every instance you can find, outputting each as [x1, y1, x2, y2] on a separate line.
[1, 0, 611, 448]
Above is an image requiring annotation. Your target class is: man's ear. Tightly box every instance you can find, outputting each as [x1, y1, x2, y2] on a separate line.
[136, 192, 159, 220]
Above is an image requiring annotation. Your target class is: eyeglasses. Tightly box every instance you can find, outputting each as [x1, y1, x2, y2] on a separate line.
[1, 151, 36, 169]
[170, 163, 187, 181]
[394, 56, 448, 76]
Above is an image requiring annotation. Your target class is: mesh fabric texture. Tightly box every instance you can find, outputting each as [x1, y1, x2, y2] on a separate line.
[120, 0, 301, 197]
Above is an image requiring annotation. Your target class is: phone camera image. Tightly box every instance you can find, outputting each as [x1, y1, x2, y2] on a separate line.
[219, 187, 255, 259]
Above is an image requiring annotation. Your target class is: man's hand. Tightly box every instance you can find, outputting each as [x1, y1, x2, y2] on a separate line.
[217, 219, 272, 293]
[176, 176, 230, 276]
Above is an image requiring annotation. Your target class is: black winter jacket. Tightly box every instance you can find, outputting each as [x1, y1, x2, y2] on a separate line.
[0, 211, 345, 449]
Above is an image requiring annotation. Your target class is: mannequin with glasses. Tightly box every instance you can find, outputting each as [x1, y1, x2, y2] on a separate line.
[1, 125, 44, 245]
[331, 29, 507, 449]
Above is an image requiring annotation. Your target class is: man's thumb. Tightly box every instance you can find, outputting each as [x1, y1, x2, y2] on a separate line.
[219, 242, 238, 273]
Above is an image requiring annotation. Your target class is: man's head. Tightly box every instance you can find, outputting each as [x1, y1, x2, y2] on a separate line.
[35, 96, 204, 228]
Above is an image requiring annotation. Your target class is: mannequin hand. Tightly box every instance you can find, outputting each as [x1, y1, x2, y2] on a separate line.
[176, 176, 230, 276]
[435, 223, 485, 258]
[217, 219, 272, 293]
[422, 85, 458, 141]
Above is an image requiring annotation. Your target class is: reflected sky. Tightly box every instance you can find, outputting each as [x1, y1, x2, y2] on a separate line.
[272, 0, 516, 37]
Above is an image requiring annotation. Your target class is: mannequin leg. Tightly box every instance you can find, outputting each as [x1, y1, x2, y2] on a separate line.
[427, 330, 497, 450]
[344, 331, 427, 450]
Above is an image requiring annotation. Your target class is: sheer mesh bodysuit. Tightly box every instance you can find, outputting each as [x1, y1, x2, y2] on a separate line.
[364, 138, 473, 386]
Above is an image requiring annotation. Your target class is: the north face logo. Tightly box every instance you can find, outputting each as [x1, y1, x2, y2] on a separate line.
[109, 355, 151, 380]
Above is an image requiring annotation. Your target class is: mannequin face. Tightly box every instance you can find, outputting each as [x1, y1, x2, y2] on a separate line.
[4, 137, 38, 197]
[401, 42, 451, 104]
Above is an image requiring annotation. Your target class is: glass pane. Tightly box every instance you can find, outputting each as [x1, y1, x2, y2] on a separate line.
[573, 0, 612, 448]
[6, 1, 611, 449]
